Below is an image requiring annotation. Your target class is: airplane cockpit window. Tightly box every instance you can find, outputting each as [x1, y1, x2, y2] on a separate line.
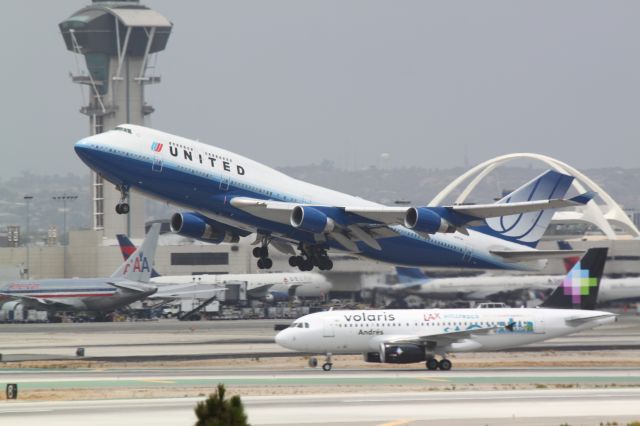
[114, 126, 133, 134]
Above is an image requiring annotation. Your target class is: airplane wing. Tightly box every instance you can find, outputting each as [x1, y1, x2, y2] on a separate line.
[229, 191, 593, 251]
[0, 293, 80, 310]
[385, 324, 508, 346]
[491, 249, 585, 263]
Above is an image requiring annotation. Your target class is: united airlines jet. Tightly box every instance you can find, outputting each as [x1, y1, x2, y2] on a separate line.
[276, 248, 614, 371]
[75, 125, 591, 272]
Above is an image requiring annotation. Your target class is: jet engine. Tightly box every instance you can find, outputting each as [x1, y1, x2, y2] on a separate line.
[170, 212, 240, 244]
[290, 206, 335, 234]
[404, 207, 456, 234]
[378, 343, 426, 364]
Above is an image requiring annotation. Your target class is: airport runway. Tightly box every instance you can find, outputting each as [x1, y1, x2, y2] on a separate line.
[2, 389, 640, 425]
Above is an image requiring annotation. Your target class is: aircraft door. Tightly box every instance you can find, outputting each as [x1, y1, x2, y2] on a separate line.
[323, 319, 337, 337]
[152, 156, 163, 172]
[219, 175, 230, 191]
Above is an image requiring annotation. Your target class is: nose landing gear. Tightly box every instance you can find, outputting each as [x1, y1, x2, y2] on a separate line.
[115, 184, 130, 215]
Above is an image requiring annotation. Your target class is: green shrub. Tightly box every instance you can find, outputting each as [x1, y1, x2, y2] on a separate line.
[194, 384, 249, 426]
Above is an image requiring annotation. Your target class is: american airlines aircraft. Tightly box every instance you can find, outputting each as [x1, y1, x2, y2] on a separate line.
[275, 248, 614, 371]
[74, 125, 591, 272]
[0, 224, 160, 313]
[116, 234, 332, 301]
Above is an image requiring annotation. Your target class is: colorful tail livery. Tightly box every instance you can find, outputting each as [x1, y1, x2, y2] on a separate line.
[111, 223, 161, 282]
[541, 247, 608, 310]
[474, 170, 577, 247]
[116, 233, 162, 278]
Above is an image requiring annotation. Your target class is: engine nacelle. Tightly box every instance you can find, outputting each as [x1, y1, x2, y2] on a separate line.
[380, 343, 426, 364]
[404, 207, 456, 234]
[290, 206, 335, 234]
[265, 291, 290, 303]
[170, 212, 240, 244]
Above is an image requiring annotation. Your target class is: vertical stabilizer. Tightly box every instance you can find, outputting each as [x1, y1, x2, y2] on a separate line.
[472, 170, 574, 248]
[111, 223, 161, 282]
[541, 247, 608, 310]
[116, 233, 162, 278]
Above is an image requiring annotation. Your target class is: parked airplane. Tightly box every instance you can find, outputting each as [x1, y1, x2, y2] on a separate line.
[383, 266, 556, 302]
[0, 224, 160, 313]
[75, 125, 591, 272]
[275, 248, 614, 371]
[116, 234, 332, 301]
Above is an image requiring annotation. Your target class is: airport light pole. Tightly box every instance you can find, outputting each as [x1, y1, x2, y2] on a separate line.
[23, 195, 33, 279]
[52, 194, 78, 278]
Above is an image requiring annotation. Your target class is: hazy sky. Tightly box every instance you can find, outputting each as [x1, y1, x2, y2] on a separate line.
[1, 1, 639, 178]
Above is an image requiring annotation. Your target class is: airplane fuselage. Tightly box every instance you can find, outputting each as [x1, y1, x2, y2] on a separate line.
[75, 125, 550, 271]
[0, 278, 156, 312]
[276, 308, 615, 356]
[151, 272, 331, 299]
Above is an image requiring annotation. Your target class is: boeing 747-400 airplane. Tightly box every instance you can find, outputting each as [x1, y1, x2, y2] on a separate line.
[75, 125, 591, 272]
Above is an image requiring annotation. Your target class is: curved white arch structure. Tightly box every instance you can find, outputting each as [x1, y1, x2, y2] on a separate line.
[429, 153, 640, 240]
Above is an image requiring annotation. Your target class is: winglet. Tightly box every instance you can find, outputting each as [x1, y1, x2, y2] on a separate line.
[569, 191, 596, 205]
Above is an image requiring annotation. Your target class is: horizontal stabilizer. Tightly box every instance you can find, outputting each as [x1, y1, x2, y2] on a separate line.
[565, 313, 616, 327]
[107, 281, 157, 295]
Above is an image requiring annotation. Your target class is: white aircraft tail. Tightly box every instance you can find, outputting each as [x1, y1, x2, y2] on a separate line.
[110, 223, 161, 282]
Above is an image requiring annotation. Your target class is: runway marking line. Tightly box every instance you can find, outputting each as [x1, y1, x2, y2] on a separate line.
[416, 377, 449, 382]
[377, 419, 414, 426]
[138, 379, 176, 384]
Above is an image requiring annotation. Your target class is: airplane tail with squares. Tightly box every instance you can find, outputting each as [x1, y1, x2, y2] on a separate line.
[541, 247, 608, 310]
[472, 170, 583, 248]
[111, 223, 161, 283]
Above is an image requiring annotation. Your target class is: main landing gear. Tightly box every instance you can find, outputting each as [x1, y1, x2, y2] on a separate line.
[426, 356, 452, 371]
[288, 243, 333, 271]
[253, 236, 273, 270]
[115, 184, 130, 215]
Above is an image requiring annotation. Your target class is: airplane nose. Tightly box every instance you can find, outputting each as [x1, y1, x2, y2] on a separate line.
[275, 330, 290, 348]
[74, 138, 95, 162]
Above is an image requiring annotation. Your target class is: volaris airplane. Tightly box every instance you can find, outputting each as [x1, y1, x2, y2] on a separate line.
[75, 125, 591, 272]
[0, 224, 160, 313]
[275, 248, 614, 371]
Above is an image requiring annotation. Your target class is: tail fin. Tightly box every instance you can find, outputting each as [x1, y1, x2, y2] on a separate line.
[111, 223, 161, 282]
[395, 267, 429, 284]
[557, 240, 581, 272]
[116, 233, 162, 278]
[472, 170, 575, 248]
[541, 247, 608, 310]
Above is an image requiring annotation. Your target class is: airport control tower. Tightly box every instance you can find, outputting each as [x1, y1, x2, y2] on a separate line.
[60, 0, 172, 238]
